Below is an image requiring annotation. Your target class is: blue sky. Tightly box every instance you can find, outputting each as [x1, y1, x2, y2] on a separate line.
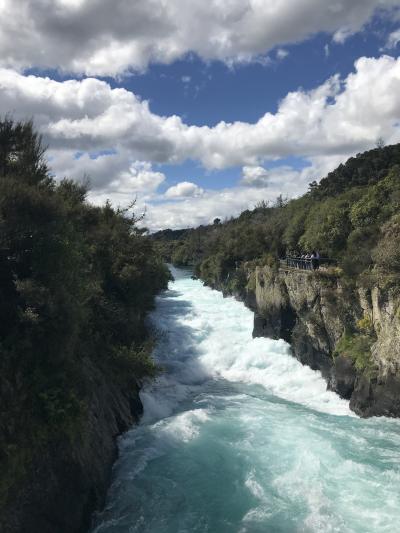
[120, 21, 395, 124]
[120, 15, 400, 197]
[0, 1, 400, 229]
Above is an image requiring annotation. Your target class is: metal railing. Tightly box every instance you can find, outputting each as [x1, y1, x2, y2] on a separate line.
[280, 257, 337, 271]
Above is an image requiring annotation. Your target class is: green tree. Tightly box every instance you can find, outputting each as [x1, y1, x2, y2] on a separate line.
[0, 119, 170, 504]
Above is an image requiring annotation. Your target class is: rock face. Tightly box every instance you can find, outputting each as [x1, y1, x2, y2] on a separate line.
[0, 358, 143, 533]
[215, 265, 400, 418]
[249, 267, 348, 381]
[249, 266, 400, 417]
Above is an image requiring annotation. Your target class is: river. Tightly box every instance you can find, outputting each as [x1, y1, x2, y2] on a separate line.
[92, 267, 400, 533]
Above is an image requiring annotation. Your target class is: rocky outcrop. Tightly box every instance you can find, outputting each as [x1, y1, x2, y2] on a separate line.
[350, 286, 400, 416]
[250, 267, 349, 379]
[247, 265, 400, 417]
[207, 264, 400, 417]
[0, 358, 143, 533]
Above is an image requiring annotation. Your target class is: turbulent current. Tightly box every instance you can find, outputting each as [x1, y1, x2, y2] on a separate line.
[92, 267, 400, 533]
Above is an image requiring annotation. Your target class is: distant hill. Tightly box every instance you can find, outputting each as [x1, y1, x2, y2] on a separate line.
[313, 143, 400, 198]
[154, 143, 400, 283]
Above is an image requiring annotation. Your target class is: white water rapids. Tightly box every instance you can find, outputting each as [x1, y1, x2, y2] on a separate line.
[92, 267, 400, 533]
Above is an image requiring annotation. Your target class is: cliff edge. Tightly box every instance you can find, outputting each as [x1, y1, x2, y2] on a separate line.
[248, 265, 400, 417]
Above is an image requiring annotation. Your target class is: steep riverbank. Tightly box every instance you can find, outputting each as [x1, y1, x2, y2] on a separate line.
[202, 265, 400, 418]
[1, 359, 143, 533]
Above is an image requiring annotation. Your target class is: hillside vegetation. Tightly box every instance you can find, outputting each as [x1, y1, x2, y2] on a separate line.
[154, 143, 400, 287]
[0, 119, 170, 507]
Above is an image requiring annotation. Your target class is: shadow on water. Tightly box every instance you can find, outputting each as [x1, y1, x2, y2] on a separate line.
[142, 282, 219, 421]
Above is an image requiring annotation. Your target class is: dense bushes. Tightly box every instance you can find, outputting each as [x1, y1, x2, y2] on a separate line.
[373, 213, 400, 274]
[154, 144, 400, 287]
[0, 119, 170, 502]
[334, 315, 376, 375]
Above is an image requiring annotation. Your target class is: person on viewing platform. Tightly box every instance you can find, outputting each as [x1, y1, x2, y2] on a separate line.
[285, 251, 324, 271]
[311, 251, 320, 270]
[304, 252, 310, 269]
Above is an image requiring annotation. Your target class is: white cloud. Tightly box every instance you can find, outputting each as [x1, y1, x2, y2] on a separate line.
[52, 150, 165, 204]
[276, 48, 289, 60]
[241, 166, 270, 187]
[241, 163, 324, 189]
[144, 154, 349, 230]
[83, 160, 165, 221]
[333, 27, 354, 44]
[2, 54, 400, 176]
[0, 0, 398, 75]
[80, 152, 346, 231]
[146, 187, 275, 230]
[1, 54, 400, 229]
[145, 176, 305, 231]
[114, 161, 165, 194]
[165, 181, 204, 198]
[385, 29, 400, 49]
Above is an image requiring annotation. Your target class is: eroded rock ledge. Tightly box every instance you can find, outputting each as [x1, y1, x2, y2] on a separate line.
[219, 265, 400, 417]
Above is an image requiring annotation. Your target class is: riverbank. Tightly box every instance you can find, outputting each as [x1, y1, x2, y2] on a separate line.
[0, 119, 171, 533]
[1, 363, 143, 533]
[200, 263, 400, 418]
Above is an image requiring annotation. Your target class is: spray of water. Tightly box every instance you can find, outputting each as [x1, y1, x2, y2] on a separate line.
[92, 267, 400, 533]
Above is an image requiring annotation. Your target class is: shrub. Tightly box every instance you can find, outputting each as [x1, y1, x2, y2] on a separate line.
[334, 331, 376, 374]
[108, 342, 160, 385]
[372, 214, 400, 274]
[0, 119, 170, 506]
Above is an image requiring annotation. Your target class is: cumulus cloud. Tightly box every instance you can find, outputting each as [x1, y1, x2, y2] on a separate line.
[165, 181, 204, 198]
[2, 54, 400, 176]
[1, 54, 400, 229]
[143, 154, 349, 230]
[52, 150, 165, 208]
[241, 166, 270, 187]
[81, 152, 345, 231]
[109, 160, 165, 194]
[145, 174, 306, 230]
[0, 0, 398, 75]
[146, 187, 275, 230]
[240, 163, 323, 189]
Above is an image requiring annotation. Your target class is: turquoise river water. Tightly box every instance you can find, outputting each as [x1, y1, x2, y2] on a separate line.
[92, 267, 400, 533]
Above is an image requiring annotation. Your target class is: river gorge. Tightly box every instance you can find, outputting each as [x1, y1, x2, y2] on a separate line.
[91, 267, 400, 533]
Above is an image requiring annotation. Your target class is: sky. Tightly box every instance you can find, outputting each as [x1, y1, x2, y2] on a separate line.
[1, 1, 400, 230]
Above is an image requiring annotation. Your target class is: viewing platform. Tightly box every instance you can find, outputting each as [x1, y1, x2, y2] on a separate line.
[279, 257, 337, 271]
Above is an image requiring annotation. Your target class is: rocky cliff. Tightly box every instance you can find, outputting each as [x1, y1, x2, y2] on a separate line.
[217, 265, 400, 417]
[251, 266, 400, 417]
[0, 358, 143, 533]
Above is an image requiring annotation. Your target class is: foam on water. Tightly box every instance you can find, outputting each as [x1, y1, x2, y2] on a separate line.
[92, 267, 400, 533]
